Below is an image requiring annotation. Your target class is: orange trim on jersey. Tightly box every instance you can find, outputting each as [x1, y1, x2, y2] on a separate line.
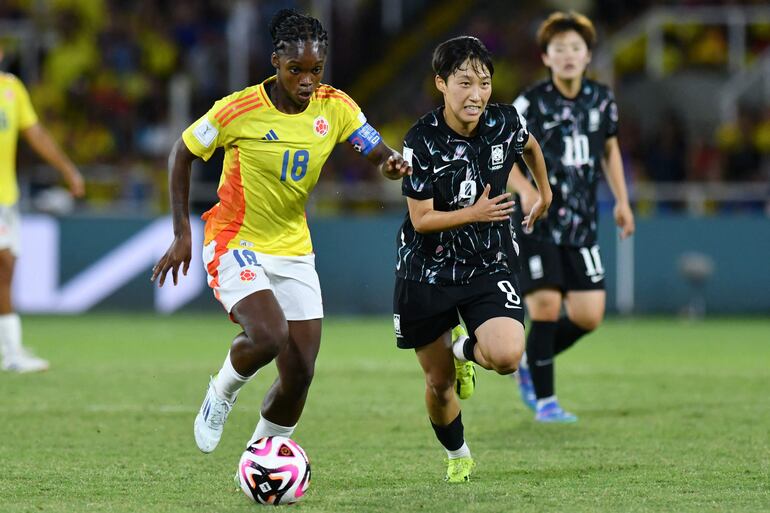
[257, 83, 272, 107]
[316, 85, 354, 102]
[217, 100, 263, 126]
[204, 148, 245, 297]
[315, 91, 356, 111]
[220, 102, 264, 127]
[214, 92, 261, 121]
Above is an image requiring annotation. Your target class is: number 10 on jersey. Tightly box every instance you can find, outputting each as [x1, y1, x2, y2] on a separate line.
[280, 150, 309, 181]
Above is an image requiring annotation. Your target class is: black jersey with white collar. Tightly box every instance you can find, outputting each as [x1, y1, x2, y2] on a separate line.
[396, 104, 528, 285]
[513, 79, 619, 247]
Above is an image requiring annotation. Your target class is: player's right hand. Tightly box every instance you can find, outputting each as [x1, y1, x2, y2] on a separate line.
[66, 169, 86, 198]
[518, 190, 537, 216]
[472, 184, 515, 223]
[151, 234, 192, 286]
[522, 193, 550, 233]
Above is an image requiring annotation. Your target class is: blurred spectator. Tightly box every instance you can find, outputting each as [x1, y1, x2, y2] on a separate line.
[644, 112, 688, 182]
[716, 107, 762, 182]
[1, 0, 768, 215]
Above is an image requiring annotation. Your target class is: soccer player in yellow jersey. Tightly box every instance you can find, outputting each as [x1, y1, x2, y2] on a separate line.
[151, 9, 410, 456]
[0, 48, 84, 373]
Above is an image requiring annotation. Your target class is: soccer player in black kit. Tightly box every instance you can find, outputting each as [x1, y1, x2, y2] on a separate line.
[393, 36, 552, 482]
[509, 12, 635, 423]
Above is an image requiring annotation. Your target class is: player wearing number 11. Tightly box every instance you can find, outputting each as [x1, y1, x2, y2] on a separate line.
[152, 9, 410, 457]
[508, 12, 635, 422]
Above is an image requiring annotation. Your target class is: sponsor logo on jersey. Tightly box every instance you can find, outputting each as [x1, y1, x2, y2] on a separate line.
[239, 240, 254, 248]
[491, 144, 504, 169]
[193, 119, 218, 148]
[262, 129, 279, 141]
[314, 116, 330, 137]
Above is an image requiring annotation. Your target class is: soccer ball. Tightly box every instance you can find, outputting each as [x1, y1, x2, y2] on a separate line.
[237, 436, 311, 505]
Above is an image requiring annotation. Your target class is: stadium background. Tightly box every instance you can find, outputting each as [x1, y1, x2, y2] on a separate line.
[1, 0, 769, 316]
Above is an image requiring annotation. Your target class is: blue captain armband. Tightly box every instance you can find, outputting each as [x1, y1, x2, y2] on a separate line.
[347, 123, 382, 155]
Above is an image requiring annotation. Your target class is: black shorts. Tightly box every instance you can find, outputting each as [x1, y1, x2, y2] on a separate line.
[393, 272, 525, 349]
[517, 237, 605, 295]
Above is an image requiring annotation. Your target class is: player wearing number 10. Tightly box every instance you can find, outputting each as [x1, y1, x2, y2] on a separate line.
[152, 9, 410, 458]
[508, 12, 635, 422]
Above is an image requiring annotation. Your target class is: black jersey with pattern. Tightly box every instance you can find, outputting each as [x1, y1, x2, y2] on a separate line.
[513, 79, 618, 247]
[396, 104, 528, 285]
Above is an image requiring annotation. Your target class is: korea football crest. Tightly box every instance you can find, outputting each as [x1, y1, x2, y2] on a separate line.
[490, 144, 505, 170]
[588, 108, 600, 132]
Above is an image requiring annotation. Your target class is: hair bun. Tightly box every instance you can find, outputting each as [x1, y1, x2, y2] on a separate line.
[269, 9, 298, 39]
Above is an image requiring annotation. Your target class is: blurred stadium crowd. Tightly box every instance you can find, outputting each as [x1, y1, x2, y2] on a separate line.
[1, 0, 768, 215]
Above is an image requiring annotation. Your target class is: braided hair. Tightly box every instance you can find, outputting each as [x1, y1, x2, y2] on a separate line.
[269, 9, 328, 54]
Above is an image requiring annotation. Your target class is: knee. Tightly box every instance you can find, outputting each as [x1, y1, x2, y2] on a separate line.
[528, 298, 561, 321]
[488, 341, 525, 375]
[425, 375, 454, 403]
[572, 314, 602, 332]
[241, 321, 290, 359]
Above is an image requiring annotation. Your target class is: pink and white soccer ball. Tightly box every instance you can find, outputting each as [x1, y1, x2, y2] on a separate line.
[238, 436, 311, 505]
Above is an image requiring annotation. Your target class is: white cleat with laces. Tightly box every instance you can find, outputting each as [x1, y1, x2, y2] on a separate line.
[2, 348, 50, 373]
[194, 378, 235, 453]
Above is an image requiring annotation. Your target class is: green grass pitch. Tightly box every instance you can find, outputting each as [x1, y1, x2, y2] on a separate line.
[1, 314, 768, 512]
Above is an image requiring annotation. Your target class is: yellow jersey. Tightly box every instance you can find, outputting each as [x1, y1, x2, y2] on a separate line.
[183, 77, 367, 256]
[0, 73, 39, 206]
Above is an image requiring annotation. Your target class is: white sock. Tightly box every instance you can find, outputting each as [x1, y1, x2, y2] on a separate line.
[211, 351, 253, 402]
[249, 415, 296, 446]
[0, 313, 23, 360]
[451, 336, 469, 362]
[536, 395, 557, 410]
[446, 442, 471, 459]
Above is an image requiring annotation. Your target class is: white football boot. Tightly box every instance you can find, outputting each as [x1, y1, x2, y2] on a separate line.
[1, 348, 50, 373]
[194, 377, 235, 453]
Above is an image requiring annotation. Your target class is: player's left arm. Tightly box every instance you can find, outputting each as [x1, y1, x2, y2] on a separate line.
[339, 103, 411, 179]
[603, 136, 635, 239]
[21, 124, 85, 197]
[365, 141, 411, 180]
[520, 133, 552, 232]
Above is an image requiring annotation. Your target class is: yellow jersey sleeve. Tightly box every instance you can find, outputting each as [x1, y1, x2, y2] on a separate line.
[182, 86, 263, 161]
[314, 85, 365, 143]
[334, 90, 365, 143]
[12, 75, 38, 130]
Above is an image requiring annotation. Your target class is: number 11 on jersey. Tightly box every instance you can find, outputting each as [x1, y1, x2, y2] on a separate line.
[280, 150, 310, 182]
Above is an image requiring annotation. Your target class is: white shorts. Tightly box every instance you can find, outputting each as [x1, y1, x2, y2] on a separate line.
[0, 205, 20, 256]
[202, 241, 323, 321]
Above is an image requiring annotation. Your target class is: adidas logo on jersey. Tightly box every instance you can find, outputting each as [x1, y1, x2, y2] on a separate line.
[262, 129, 279, 141]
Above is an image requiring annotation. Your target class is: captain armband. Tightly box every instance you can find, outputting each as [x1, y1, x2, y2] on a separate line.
[347, 123, 382, 156]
